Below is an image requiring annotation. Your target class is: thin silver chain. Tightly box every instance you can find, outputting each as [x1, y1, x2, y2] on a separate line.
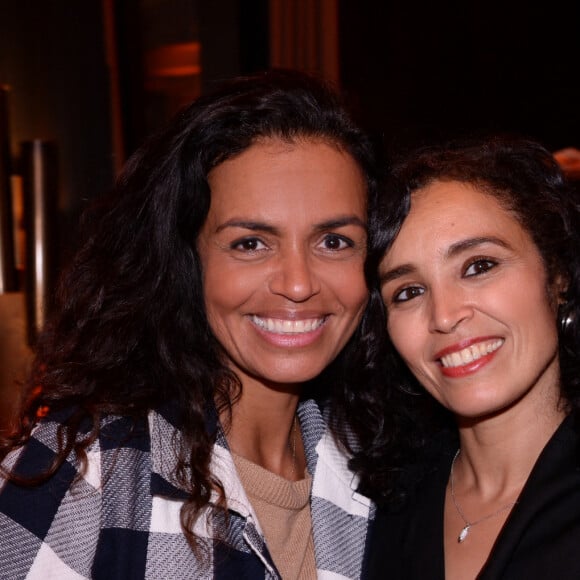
[450, 449, 517, 543]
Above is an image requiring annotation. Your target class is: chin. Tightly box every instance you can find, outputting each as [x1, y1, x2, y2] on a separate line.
[450, 400, 512, 423]
[262, 367, 326, 387]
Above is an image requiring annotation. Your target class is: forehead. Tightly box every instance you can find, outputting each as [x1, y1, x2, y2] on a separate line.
[384, 179, 535, 263]
[206, 138, 367, 221]
[410, 179, 508, 221]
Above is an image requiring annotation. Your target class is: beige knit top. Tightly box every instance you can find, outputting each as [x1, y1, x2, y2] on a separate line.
[232, 452, 316, 579]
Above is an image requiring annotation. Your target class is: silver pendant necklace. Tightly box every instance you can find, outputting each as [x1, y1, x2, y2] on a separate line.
[450, 449, 518, 543]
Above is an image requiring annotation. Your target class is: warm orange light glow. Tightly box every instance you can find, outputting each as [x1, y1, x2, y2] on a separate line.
[145, 42, 202, 78]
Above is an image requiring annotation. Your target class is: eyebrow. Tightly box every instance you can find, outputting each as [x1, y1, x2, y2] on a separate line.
[447, 236, 511, 256]
[216, 215, 366, 234]
[216, 220, 278, 234]
[314, 216, 367, 231]
[380, 236, 512, 284]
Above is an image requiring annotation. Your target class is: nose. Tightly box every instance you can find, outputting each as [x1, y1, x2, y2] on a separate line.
[268, 247, 321, 302]
[428, 283, 473, 334]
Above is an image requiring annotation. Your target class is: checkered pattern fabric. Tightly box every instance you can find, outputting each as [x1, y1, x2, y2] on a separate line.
[0, 399, 374, 579]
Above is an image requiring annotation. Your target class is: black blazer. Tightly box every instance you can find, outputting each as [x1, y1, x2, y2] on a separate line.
[365, 415, 580, 579]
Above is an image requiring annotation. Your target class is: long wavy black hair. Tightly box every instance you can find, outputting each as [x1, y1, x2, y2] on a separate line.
[361, 134, 580, 506]
[1, 69, 386, 545]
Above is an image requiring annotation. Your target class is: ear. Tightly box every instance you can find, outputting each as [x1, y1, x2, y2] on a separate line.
[552, 271, 570, 306]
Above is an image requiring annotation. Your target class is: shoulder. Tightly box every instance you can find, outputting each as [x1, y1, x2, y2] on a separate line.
[2, 408, 152, 488]
[1, 410, 90, 482]
[0, 411, 110, 578]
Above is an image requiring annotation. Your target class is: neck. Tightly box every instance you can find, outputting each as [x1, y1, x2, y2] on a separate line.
[455, 403, 566, 496]
[221, 384, 304, 480]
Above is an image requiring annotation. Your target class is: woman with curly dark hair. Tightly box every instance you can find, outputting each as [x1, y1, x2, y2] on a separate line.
[0, 69, 384, 579]
[364, 135, 580, 579]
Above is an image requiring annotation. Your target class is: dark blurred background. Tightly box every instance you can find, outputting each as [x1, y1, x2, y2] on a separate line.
[2, 0, 580, 238]
[0, 0, 579, 426]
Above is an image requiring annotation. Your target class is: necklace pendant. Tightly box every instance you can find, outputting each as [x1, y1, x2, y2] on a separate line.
[458, 525, 470, 543]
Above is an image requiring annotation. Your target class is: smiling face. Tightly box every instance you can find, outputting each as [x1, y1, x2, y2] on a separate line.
[197, 137, 368, 390]
[379, 179, 564, 420]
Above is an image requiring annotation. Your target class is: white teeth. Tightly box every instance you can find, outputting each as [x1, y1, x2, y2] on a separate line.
[250, 316, 325, 334]
[440, 339, 504, 368]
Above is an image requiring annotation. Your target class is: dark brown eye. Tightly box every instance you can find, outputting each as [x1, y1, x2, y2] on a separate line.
[393, 286, 424, 303]
[231, 237, 266, 252]
[322, 234, 351, 250]
[464, 259, 497, 277]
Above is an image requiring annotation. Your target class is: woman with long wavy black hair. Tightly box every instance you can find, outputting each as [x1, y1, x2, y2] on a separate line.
[0, 69, 385, 580]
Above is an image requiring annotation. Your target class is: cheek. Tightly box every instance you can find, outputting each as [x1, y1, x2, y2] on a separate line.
[338, 260, 368, 301]
[347, 279, 370, 312]
[203, 261, 260, 308]
[491, 273, 556, 333]
[202, 273, 243, 336]
[202, 268, 227, 310]
[318, 259, 368, 309]
[515, 287, 559, 342]
[387, 314, 420, 365]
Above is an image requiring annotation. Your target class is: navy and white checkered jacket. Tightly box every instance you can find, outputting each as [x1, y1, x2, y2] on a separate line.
[0, 398, 375, 579]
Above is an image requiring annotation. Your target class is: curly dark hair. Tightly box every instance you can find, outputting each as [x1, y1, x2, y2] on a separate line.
[1, 69, 386, 547]
[361, 133, 580, 506]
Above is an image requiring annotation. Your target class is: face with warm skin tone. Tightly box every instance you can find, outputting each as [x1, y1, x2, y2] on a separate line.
[379, 180, 564, 420]
[197, 137, 368, 390]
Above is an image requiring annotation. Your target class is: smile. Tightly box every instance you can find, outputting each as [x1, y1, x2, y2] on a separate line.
[439, 339, 504, 369]
[250, 315, 327, 334]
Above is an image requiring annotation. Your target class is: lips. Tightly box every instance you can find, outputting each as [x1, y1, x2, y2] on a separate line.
[250, 315, 327, 334]
[438, 339, 504, 369]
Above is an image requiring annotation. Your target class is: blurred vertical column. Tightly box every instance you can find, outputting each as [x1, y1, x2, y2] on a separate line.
[269, 0, 340, 86]
[0, 85, 17, 292]
[21, 139, 58, 345]
[0, 86, 30, 432]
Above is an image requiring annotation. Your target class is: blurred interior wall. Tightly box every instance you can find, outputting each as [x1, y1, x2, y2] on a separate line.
[269, 0, 339, 86]
[0, 1, 114, 429]
[0, 293, 30, 431]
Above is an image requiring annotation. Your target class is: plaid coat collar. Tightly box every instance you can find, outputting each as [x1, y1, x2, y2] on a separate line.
[148, 398, 375, 578]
